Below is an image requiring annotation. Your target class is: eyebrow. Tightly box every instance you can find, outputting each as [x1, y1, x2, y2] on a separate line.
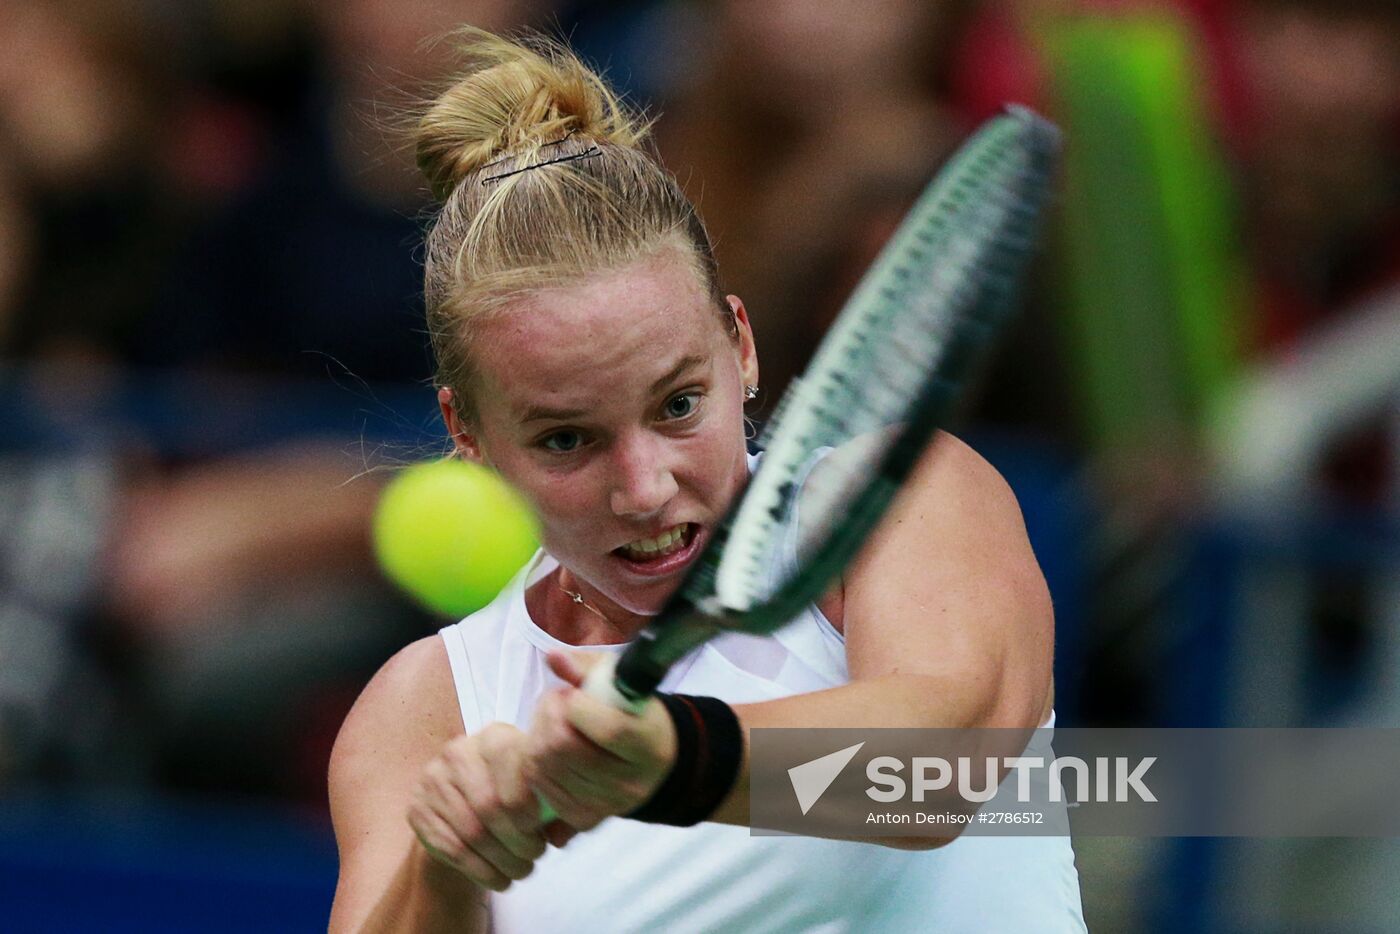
[650, 354, 707, 395]
[517, 354, 708, 424]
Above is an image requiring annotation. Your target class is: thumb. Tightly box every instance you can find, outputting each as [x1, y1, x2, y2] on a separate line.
[546, 649, 602, 688]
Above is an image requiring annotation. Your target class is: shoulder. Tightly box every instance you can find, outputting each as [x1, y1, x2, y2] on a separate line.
[842, 430, 1036, 594]
[815, 430, 1018, 532]
[840, 431, 1054, 721]
[901, 430, 1019, 517]
[329, 635, 462, 831]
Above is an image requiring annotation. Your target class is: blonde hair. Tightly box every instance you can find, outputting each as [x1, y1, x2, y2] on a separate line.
[416, 28, 729, 420]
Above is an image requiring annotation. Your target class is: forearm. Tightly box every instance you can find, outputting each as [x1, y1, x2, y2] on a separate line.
[707, 673, 1013, 837]
[344, 842, 489, 934]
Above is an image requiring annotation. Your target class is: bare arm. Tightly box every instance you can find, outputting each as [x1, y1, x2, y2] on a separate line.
[328, 637, 488, 933]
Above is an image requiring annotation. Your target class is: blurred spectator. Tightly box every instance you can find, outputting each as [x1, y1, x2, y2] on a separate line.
[1237, 0, 1400, 340]
[650, 0, 974, 403]
[0, 0, 181, 361]
[0, 160, 29, 347]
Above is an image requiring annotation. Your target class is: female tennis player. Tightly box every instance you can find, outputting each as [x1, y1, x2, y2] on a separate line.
[328, 29, 1084, 933]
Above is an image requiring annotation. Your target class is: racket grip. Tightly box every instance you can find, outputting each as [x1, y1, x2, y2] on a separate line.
[535, 654, 649, 823]
[582, 653, 650, 715]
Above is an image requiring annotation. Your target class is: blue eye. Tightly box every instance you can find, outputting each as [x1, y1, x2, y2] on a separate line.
[664, 392, 700, 419]
[541, 430, 583, 453]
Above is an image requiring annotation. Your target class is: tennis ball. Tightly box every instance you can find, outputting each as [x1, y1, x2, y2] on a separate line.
[373, 458, 540, 618]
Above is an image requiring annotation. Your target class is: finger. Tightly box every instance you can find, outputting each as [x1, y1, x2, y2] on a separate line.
[451, 740, 548, 863]
[533, 691, 634, 784]
[424, 761, 537, 880]
[528, 709, 643, 816]
[530, 688, 608, 759]
[547, 750, 636, 811]
[530, 768, 606, 831]
[475, 728, 551, 838]
[445, 797, 537, 882]
[564, 688, 662, 762]
[531, 688, 640, 803]
[545, 649, 591, 688]
[409, 800, 512, 891]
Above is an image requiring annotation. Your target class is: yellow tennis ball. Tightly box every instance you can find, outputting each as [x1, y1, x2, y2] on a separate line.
[373, 458, 540, 618]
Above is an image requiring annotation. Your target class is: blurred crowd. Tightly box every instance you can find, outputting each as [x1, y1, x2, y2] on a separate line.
[0, 0, 1396, 835]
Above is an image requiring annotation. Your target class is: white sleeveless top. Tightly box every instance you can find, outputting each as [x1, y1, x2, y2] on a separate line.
[438, 456, 1086, 933]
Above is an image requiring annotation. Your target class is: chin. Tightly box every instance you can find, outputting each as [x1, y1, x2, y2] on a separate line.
[600, 578, 677, 618]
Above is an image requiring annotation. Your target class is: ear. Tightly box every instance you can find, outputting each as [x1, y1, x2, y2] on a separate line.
[438, 387, 484, 462]
[726, 295, 760, 391]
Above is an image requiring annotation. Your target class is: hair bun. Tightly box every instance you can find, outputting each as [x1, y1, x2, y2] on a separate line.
[416, 28, 649, 200]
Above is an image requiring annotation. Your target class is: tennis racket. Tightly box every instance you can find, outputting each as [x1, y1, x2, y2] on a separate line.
[572, 106, 1062, 717]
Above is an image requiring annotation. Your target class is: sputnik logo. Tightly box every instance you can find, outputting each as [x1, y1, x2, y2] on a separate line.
[787, 742, 865, 815]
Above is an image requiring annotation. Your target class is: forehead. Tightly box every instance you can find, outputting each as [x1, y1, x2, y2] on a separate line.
[471, 251, 723, 408]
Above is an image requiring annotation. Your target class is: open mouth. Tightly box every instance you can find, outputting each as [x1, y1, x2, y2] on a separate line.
[610, 523, 702, 576]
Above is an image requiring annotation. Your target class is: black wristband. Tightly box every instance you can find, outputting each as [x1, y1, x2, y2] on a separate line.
[624, 693, 743, 827]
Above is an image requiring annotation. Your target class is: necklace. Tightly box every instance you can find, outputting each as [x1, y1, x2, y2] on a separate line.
[557, 573, 629, 639]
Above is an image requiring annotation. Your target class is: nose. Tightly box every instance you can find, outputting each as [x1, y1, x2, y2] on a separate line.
[608, 430, 679, 520]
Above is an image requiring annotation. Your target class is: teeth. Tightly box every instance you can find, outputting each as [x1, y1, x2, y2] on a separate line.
[621, 524, 688, 559]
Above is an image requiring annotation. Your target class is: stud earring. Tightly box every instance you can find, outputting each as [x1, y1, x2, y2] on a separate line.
[744, 384, 759, 400]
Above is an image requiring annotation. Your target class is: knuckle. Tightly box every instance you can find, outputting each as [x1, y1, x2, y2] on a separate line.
[593, 720, 626, 748]
[619, 778, 651, 804]
[456, 810, 486, 845]
[475, 789, 503, 815]
[479, 722, 519, 748]
[424, 830, 464, 862]
[423, 757, 453, 785]
[459, 853, 505, 890]
[499, 786, 532, 813]
[500, 855, 534, 881]
[519, 833, 547, 860]
[548, 797, 599, 831]
[444, 736, 474, 766]
[425, 771, 457, 803]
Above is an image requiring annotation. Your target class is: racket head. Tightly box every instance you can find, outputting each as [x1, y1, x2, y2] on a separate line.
[615, 107, 1062, 699]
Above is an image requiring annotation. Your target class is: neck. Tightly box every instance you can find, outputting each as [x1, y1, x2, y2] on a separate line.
[528, 566, 649, 646]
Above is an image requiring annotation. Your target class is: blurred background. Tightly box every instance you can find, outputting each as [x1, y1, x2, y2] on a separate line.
[0, 0, 1396, 930]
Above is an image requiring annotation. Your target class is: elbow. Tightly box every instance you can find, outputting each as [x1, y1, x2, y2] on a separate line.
[876, 830, 961, 851]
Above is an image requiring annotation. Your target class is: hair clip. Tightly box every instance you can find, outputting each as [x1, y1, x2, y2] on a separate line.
[480, 146, 600, 184]
[480, 133, 600, 185]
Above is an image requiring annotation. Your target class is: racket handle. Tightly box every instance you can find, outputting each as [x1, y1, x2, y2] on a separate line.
[582, 653, 651, 714]
[536, 654, 649, 823]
